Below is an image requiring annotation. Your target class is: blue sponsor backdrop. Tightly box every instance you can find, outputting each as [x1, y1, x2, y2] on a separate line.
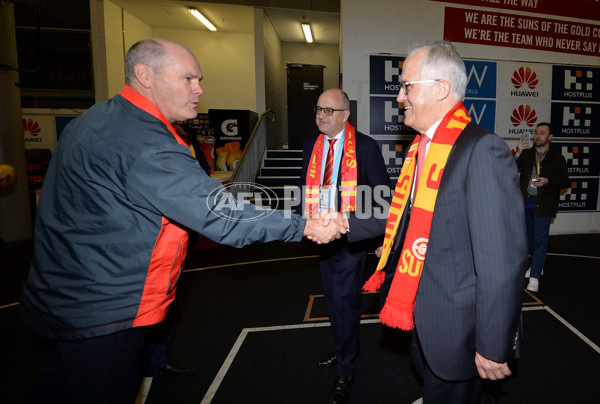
[370, 96, 417, 136]
[550, 103, 600, 138]
[368, 55, 599, 213]
[559, 178, 599, 211]
[370, 55, 404, 95]
[551, 65, 600, 102]
[375, 137, 412, 183]
[463, 99, 496, 133]
[553, 142, 600, 177]
[464, 60, 497, 99]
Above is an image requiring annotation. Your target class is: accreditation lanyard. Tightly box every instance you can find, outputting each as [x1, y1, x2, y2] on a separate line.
[319, 131, 345, 211]
[536, 150, 547, 176]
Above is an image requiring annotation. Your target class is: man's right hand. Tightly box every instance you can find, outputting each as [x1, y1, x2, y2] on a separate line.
[514, 138, 529, 157]
[303, 213, 346, 244]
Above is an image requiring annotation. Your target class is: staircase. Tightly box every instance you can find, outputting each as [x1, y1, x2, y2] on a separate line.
[255, 149, 303, 212]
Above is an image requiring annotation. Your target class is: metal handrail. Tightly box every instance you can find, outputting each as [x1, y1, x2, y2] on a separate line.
[229, 109, 274, 195]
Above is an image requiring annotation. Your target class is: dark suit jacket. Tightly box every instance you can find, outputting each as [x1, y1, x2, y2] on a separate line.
[298, 130, 391, 252]
[349, 122, 528, 380]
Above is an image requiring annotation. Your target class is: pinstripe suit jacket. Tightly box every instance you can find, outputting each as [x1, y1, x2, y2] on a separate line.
[349, 122, 528, 380]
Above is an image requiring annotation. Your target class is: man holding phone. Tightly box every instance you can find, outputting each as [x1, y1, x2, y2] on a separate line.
[514, 122, 569, 292]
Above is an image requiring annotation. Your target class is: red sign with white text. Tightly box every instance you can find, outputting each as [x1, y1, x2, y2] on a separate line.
[431, 0, 600, 22]
[444, 7, 600, 57]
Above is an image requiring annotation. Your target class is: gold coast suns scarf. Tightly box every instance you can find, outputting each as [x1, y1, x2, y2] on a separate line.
[304, 121, 358, 216]
[363, 102, 471, 330]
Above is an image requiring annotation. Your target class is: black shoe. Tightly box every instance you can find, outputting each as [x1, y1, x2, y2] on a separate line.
[156, 363, 195, 377]
[329, 376, 353, 404]
[317, 352, 337, 367]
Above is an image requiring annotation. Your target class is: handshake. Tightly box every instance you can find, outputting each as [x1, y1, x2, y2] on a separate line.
[303, 209, 349, 244]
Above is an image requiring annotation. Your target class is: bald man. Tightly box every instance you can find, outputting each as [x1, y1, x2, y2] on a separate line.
[21, 38, 343, 403]
[298, 88, 390, 403]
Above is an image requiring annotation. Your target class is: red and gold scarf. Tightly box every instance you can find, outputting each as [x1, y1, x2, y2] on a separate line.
[363, 102, 471, 330]
[304, 121, 358, 216]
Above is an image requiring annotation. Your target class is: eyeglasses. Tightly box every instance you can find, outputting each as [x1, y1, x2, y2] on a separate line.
[314, 106, 348, 116]
[400, 79, 441, 94]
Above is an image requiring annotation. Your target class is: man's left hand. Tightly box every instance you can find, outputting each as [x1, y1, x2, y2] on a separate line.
[532, 176, 548, 187]
[474, 351, 511, 380]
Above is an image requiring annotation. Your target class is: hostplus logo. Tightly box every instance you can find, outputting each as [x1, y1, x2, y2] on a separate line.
[563, 69, 594, 99]
[562, 145, 590, 175]
[383, 60, 403, 92]
[385, 100, 403, 123]
[510, 67, 539, 97]
[559, 181, 589, 209]
[561, 105, 592, 135]
[380, 141, 405, 176]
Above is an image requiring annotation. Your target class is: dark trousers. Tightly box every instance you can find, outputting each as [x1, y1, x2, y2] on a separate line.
[524, 195, 551, 279]
[144, 306, 175, 374]
[319, 245, 368, 377]
[26, 328, 145, 404]
[411, 328, 495, 404]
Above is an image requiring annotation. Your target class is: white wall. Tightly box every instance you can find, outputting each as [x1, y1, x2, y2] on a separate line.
[100, 1, 257, 112]
[153, 28, 257, 113]
[262, 10, 284, 147]
[341, 0, 600, 234]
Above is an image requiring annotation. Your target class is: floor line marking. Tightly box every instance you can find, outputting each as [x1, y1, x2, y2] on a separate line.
[201, 328, 250, 404]
[184, 255, 318, 273]
[547, 252, 600, 260]
[543, 305, 600, 354]
[184, 251, 599, 274]
[199, 319, 381, 404]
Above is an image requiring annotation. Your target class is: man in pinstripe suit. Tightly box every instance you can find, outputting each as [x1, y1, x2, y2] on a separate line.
[347, 41, 528, 403]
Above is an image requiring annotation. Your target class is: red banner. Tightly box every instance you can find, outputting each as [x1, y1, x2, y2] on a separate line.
[431, 0, 600, 22]
[444, 7, 600, 57]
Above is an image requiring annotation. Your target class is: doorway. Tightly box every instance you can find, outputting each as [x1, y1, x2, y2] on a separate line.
[286, 64, 324, 150]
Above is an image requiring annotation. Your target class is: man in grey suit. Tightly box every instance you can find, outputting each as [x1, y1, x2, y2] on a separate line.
[341, 41, 528, 403]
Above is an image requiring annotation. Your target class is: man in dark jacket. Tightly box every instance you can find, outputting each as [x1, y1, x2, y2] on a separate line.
[514, 122, 569, 292]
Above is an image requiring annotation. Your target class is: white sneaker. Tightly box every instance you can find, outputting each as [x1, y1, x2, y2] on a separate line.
[527, 277, 539, 292]
[525, 268, 543, 278]
[411, 399, 423, 404]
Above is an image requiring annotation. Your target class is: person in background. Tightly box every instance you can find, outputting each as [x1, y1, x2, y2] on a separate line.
[20, 38, 344, 404]
[513, 122, 569, 292]
[298, 88, 390, 404]
[339, 40, 528, 403]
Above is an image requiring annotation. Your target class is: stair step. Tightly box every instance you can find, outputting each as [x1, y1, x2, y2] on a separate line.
[249, 195, 301, 210]
[263, 158, 303, 168]
[266, 149, 303, 159]
[256, 176, 300, 187]
[253, 185, 301, 198]
[260, 167, 301, 177]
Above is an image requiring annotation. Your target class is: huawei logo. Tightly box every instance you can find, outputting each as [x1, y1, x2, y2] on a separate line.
[23, 118, 41, 136]
[511, 105, 537, 127]
[511, 67, 538, 90]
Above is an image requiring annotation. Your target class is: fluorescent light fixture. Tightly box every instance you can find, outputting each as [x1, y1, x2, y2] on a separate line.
[302, 23, 313, 43]
[189, 8, 217, 31]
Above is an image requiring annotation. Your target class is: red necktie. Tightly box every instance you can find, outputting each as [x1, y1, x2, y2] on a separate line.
[323, 139, 337, 185]
[415, 134, 430, 193]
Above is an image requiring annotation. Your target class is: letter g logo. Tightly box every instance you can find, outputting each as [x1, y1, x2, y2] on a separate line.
[222, 119, 239, 136]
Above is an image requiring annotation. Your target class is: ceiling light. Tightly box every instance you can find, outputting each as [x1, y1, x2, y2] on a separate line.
[189, 8, 217, 31]
[302, 23, 313, 43]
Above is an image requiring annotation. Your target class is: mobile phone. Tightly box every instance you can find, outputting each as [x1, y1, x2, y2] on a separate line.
[521, 132, 531, 148]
